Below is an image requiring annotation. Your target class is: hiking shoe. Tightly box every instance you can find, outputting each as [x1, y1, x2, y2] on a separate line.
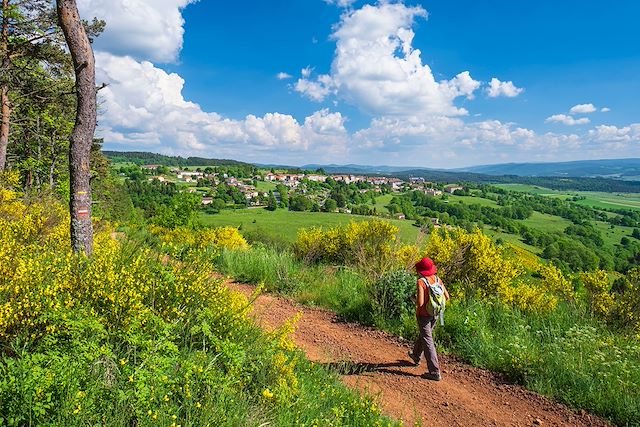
[421, 372, 442, 381]
[407, 351, 420, 366]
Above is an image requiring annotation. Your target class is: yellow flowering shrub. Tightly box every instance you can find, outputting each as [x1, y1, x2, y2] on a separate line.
[424, 228, 570, 313]
[426, 228, 522, 298]
[295, 220, 399, 276]
[537, 262, 575, 301]
[580, 270, 614, 318]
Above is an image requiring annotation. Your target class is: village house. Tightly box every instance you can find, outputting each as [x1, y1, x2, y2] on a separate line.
[140, 164, 161, 171]
[389, 178, 404, 191]
[148, 176, 166, 183]
[424, 188, 443, 196]
[305, 174, 327, 182]
[202, 197, 213, 205]
[445, 185, 464, 194]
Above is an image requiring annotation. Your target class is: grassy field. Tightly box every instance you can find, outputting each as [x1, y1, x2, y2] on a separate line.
[255, 181, 277, 192]
[518, 211, 573, 233]
[448, 194, 500, 208]
[484, 228, 542, 254]
[373, 194, 394, 213]
[200, 208, 422, 244]
[573, 192, 640, 211]
[495, 184, 640, 211]
[493, 183, 564, 195]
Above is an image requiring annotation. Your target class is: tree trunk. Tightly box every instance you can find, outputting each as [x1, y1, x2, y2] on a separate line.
[0, 0, 10, 171]
[57, 0, 96, 256]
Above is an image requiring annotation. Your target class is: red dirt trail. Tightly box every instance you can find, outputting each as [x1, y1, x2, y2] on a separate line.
[230, 282, 609, 427]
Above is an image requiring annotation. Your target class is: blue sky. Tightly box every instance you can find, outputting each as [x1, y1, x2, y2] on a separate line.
[81, 0, 640, 168]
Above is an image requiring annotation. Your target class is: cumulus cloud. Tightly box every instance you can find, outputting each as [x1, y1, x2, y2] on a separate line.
[276, 72, 293, 80]
[588, 124, 640, 142]
[78, 0, 195, 63]
[486, 78, 524, 98]
[569, 103, 597, 114]
[94, 53, 349, 161]
[601, 107, 611, 112]
[295, 3, 480, 117]
[545, 114, 590, 126]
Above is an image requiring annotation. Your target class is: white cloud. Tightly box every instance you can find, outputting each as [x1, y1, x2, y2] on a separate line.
[588, 124, 640, 142]
[94, 53, 349, 161]
[486, 78, 524, 98]
[324, 0, 357, 8]
[78, 0, 195, 63]
[295, 74, 333, 102]
[301, 66, 313, 78]
[276, 72, 293, 80]
[295, 3, 480, 117]
[569, 103, 597, 114]
[545, 114, 590, 126]
[601, 107, 611, 112]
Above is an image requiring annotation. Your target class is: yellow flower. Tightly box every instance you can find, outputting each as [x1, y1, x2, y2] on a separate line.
[262, 388, 274, 399]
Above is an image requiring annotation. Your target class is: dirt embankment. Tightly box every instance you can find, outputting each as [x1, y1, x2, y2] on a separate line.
[230, 282, 610, 427]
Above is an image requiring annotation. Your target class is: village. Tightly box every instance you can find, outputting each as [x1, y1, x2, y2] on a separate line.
[139, 164, 464, 216]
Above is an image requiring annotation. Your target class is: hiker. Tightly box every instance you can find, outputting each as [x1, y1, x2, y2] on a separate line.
[408, 257, 449, 381]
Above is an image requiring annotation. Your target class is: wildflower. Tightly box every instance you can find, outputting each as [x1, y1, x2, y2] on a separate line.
[262, 388, 274, 399]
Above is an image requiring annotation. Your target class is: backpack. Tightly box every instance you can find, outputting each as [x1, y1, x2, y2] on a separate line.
[421, 276, 446, 325]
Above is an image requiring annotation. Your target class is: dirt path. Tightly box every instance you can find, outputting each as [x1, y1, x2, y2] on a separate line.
[230, 282, 609, 427]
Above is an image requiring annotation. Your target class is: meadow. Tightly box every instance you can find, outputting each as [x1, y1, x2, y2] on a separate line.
[199, 208, 422, 244]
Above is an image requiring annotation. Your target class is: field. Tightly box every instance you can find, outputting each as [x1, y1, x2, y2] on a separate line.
[448, 194, 500, 208]
[373, 194, 394, 213]
[518, 211, 573, 233]
[573, 192, 640, 211]
[200, 208, 422, 244]
[495, 184, 640, 212]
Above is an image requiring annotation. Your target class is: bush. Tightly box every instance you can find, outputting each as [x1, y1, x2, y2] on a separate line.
[295, 220, 399, 277]
[370, 270, 415, 322]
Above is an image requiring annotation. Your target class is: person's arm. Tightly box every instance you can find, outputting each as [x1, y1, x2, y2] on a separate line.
[416, 279, 425, 309]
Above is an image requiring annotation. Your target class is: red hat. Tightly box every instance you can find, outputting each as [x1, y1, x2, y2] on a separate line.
[415, 257, 437, 276]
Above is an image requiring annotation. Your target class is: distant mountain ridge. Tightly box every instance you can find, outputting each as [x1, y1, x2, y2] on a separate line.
[455, 158, 640, 179]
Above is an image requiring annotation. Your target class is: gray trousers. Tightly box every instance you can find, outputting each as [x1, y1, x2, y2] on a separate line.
[412, 315, 440, 374]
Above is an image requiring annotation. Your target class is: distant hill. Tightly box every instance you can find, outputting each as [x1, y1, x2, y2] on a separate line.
[104, 151, 253, 168]
[456, 158, 640, 179]
[300, 163, 430, 174]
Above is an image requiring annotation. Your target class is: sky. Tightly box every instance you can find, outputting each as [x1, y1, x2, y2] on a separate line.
[78, 0, 640, 168]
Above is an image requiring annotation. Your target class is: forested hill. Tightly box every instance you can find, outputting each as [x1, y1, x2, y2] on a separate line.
[394, 169, 640, 192]
[104, 151, 253, 168]
[457, 158, 640, 179]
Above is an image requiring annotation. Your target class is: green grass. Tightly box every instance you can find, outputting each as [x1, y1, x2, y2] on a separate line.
[484, 228, 542, 254]
[200, 209, 421, 244]
[594, 220, 635, 247]
[573, 192, 640, 211]
[448, 194, 500, 208]
[518, 211, 573, 233]
[440, 299, 640, 426]
[255, 181, 277, 192]
[373, 194, 394, 213]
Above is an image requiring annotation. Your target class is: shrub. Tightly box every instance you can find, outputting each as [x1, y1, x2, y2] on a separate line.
[295, 220, 399, 277]
[370, 269, 415, 321]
